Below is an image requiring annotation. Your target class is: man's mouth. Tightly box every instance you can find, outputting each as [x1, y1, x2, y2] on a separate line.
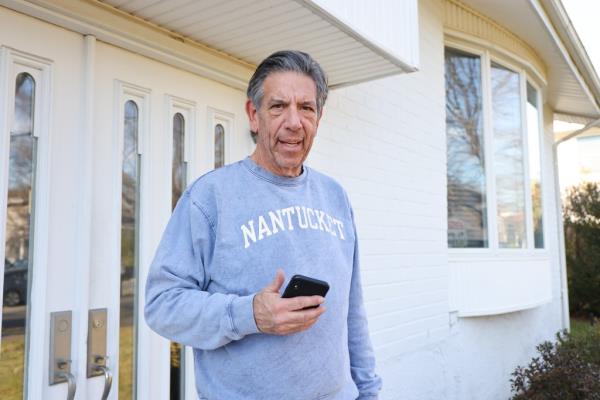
[279, 139, 302, 150]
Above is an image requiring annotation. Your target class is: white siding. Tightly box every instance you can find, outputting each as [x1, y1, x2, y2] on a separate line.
[311, 0, 420, 67]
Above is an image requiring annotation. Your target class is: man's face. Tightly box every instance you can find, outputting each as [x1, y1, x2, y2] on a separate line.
[246, 71, 321, 177]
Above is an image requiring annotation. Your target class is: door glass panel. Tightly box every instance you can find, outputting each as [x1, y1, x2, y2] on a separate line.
[491, 62, 527, 248]
[120, 100, 140, 399]
[170, 112, 186, 400]
[1, 72, 37, 399]
[444, 48, 488, 248]
[526, 83, 544, 248]
[214, 123, 225, 169]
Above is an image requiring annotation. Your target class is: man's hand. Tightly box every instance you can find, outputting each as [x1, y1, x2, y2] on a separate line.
[253, 269, 326, 335]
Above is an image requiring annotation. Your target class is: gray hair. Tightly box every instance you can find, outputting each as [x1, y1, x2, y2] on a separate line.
[247, 50, 328, 117]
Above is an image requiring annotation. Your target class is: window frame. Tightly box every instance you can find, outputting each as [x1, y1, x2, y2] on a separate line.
[0, 47, 52, 398]
[207, 107, 234, 170]
[445, 39, 548, 256]
[113, 80, 152, 400]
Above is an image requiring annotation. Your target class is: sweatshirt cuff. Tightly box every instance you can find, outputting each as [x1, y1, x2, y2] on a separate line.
[230, 294, 260, 337]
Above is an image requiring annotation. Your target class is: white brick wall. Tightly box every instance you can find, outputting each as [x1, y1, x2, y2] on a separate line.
[308, 0, 449, 364]
[307, 0, 566, 399]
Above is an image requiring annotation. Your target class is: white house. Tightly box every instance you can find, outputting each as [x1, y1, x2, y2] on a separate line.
[557, 125, 600, 192]
[1, 0, 599, 399]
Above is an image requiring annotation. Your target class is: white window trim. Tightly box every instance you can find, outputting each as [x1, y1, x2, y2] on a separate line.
[207, 107, 235, 169]
[165, 94, 196, 185]
[0, 46, 52, 399]
[445, 39, 549, 257]
[112, 79, 152, 399]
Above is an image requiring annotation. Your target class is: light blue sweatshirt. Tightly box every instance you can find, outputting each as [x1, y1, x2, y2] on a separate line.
[145, 157, 382, 400]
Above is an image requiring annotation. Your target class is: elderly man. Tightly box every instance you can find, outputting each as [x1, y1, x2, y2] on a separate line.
[145, 50, 381, 400]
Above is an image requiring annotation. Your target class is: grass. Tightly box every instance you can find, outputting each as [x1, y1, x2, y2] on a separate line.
[119, 325, 134, 400]
[570, 316, 600, 339]
[0, 334, 25, 399]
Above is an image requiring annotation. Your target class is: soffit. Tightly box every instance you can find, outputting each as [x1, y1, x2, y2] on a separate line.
[457, 0, 600, 120]
[98, 0, 416, 87]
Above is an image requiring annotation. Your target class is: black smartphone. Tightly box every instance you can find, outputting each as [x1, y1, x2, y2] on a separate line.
[281, 274, 329, 302]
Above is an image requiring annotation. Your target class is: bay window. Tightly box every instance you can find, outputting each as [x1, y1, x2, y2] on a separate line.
[445, 46, 545, 250]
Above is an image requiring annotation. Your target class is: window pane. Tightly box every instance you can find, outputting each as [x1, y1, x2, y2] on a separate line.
[120, 100, 139, 400]
[170, 113, 186, 400]
[492, 63, 526, 248]
[445, 48, 488, 248]
[214, 123, 225, 169]
[526, 83, 544, 248]
[1, 72, 37, 399]
[172, 113, 186, 211]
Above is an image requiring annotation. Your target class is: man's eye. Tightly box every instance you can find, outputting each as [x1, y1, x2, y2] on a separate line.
[271, 104, 283, 109]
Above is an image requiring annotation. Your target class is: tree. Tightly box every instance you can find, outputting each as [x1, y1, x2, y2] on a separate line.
[564, 182, 600, 317]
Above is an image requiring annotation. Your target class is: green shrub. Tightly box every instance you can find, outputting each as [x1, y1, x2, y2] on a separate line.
[564, 182, 600, 317]
[510, 326, 600, 400]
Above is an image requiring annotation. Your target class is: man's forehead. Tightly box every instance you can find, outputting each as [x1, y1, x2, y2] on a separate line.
[263, 71, 317, 101]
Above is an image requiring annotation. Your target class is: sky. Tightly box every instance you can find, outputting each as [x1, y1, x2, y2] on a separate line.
[562, 0, 600, 78]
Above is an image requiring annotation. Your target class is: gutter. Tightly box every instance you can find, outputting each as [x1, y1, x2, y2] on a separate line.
[552, 117, 600, 331]
[543, 0, 600, 113]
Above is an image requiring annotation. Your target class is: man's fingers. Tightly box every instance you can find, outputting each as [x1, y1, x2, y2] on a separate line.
[284, 305, 326, 327]
[276, 306, 326, 334]
[264, 269, 285, 293]
[285, 295, 324, 311]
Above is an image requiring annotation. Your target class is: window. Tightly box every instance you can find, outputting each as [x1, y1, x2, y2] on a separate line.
[170, 112, 186, 400]
[120, 99, 140, 399]
[491, 63, 527, 248]
[172, 113, 186, 210]
[526, 83, 544, 248]
[214, 123, 225, 169]
[1, 72, 38, 399]
[445, 47, 545, 250]
[445, 48, 487, 248]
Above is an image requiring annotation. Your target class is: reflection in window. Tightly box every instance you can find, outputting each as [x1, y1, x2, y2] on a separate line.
[1, 72, 37, 399]
[120, 100, 140, 400]
[214, 123, 225, 169]
[491, 63, 526, 248]
[527, 83, 544, 248]
[172, 113, 186, 211]
[170, 112, 186, 400]
[445, 48, 488, 248]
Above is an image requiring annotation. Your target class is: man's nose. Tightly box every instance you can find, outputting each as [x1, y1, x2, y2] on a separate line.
[284, 106, 302, 131]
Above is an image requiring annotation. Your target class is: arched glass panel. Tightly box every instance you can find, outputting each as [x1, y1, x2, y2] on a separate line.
[170, 112, 186, 400]
[491, 62, 526, 248]
[214, 123, 225, 169]
[445, 48, 488, 248]
[1, 72, 37, 398]
[120, 99, 140, 399]
[172, 113, 186, 211]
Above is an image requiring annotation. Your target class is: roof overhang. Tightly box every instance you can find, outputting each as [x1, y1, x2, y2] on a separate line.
[461, 0, 600, 121]
[0, 0, 418, 90]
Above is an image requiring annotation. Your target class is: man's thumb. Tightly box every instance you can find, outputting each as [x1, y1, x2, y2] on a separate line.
[265, 269, 285, 293]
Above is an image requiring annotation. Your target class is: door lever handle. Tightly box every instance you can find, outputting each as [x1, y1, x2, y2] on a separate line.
[93, 356, 113, 400]
[55, 368, 76, 400]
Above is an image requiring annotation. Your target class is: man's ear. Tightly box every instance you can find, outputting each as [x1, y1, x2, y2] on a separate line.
[245, 99, 259, 134]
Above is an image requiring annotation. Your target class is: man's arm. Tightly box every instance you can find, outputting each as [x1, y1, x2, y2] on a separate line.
[144, 192, 259, 350]
[348, 212, 383, 399]
[144, 191, 326, 350]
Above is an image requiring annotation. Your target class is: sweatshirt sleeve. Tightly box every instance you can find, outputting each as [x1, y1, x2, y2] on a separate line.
[144, 191, 260, 350]
[348, 210, 383, 399]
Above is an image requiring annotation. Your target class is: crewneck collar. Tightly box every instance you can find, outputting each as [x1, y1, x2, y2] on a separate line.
[242, 157, 308, 186]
